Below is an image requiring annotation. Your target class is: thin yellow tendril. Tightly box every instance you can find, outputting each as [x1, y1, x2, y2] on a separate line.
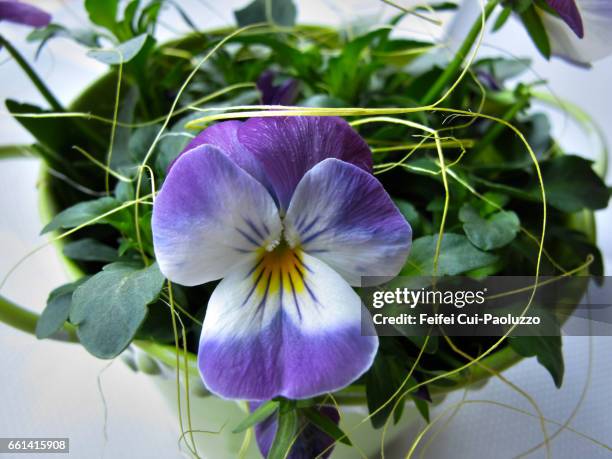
[72, 146, 132, 183]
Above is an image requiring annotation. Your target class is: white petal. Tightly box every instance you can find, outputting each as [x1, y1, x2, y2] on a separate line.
[152, 146, 281, 286]
[284, 159, 411, 287]
[198, 250, 378, 400]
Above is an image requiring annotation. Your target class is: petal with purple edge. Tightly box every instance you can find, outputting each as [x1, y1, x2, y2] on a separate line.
[284, 158, 412, 287]
[543, 0, 612, 64]
[237, 116, 373, 211]
[152, 145, 281, 286]
[175, 120, 269, 188]
[0, 1, 51, 27]
[250, 402, 340, 459]
[198, 251, 378, 400]
[547, 0, 584, 37]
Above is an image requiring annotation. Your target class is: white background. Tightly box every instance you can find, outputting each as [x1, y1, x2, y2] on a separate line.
[1, 1, 611, 458]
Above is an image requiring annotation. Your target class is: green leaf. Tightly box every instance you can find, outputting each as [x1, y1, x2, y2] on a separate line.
[405, 335, 439, 354]
[325, 29, 386, 102]
[394, 199, 419, 226]
[35, 279, 87, 339]
[300, 94, 346, 108]
[519, 4, 551, 59]
[475, 57, 531, 84]
[154, 133, 191, 175]
[459, 204, 520, 251]
[235, 0, 297, 27]
[0, 144, 33, 160]
[470, 175, 537, 202]
[366, 354, 416, 429]
[303, 408, 351, 446]
[136, 289, 188, 343]
[392, 395, 405, 424]
[137, 1, 163, 34]
[418, 1, 458, 11]
[492, 5, 512, 31]
[525, 113, 552, 155]
[6, 101, 60, 153]
[268, 401, 299, 459]
[548, 226, 604, 276]
[41, 197, 120, 234]
[27, 24, 99, 58]
[87, 34, 149, 65]
[478, 192, 510, 216]
[509, 335, 564, 387]
[119, 0, 141, 37]
[5, 100, 87, 166]
[62, 238, 118, 262]
[375, 38, 434, 67]
[129, 125, 160, 163]
[412, 396, 430, 422]
[109, 85, 140, 168]
[534, 155, 611, 212]
[232, 400, 279, 433]
[70, 262, 165, 358]
[401, 234, 498, 276]
[513, 0, 534, 14]
[85, 0, 119, 32]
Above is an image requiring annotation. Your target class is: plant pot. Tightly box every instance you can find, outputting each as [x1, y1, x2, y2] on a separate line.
[150, 373, 426, 458]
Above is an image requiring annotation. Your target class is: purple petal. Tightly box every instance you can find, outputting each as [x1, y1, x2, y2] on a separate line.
[475, 69, 501, 91]
[198, 252, 378, 400]
[0, 1, 51, 27]
[250, 402, 340, 459]
[257, 70, 300, 105]
[547, 0, 584, 38]
[152, 144, 281, 286]
[285, 158, 412, 287]
[544, 0, 612, 64]
[238, 117, 373, 211]
[176, 120, 269, 188]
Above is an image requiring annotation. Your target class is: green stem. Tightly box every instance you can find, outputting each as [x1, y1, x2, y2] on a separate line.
[0, 34, 64, 112]
[420, 0, 500, 105]
[0, 145, 33, 159]
[134, 340, 199, 374]
[0, 294, 78, 342]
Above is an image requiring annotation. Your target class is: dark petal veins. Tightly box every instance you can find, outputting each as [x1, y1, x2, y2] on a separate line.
[238, 116, 373, 211]
[284, 159, 412, 287]
[152, 145, 281, 286]
[198, 252, 378, 401]
[169, 120, 270, 191]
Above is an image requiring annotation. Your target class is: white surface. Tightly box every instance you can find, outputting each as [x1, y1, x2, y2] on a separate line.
[1, 1, 611, 458]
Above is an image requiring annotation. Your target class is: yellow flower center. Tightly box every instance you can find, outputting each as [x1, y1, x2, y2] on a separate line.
[252, 241, 306, 298]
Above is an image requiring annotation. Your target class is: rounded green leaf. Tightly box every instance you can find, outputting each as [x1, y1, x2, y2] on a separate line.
[70, 262, 165, 359]
[459, 204, 520, 251]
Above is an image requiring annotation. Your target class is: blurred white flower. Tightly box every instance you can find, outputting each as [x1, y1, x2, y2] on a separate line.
[542, 0, 612, 65]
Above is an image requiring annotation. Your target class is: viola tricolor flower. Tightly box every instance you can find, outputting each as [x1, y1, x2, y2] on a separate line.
[541, 0, 612, 65]
[152, 116, 411, 400]
[0, 1, 51, 28]
[250, 402, 340, 459]
[256, 70, 300, 105]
